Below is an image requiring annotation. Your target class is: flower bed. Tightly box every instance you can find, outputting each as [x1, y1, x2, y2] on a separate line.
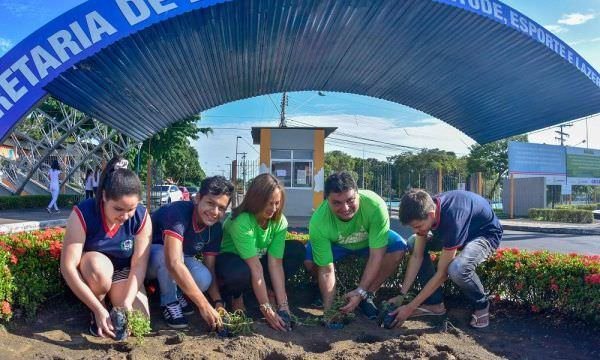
[0, 228, 64, 320]
[0, 229, 598, 326]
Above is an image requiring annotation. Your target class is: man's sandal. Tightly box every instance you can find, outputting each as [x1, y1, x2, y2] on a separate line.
[409, 307, 447, 318]
[470, 312, 489, 328]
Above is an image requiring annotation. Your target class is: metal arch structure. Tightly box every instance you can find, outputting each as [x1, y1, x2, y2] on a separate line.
[2, 102, 138, 195]
[0, 0, 600, 146]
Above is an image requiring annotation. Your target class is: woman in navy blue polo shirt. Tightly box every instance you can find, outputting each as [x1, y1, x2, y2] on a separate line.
[60, 157, 152, 338]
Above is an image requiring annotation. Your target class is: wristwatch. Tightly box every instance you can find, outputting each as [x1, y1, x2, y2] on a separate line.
[356, 287, 368, 299]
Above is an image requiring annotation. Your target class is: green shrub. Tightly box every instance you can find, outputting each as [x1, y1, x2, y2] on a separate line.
[0, 195, 82, 210]
[0, 228, 64, 318]
[528, 208, 593, 224]
[555, 203, 600, 211]
[0, 248, 14, 321]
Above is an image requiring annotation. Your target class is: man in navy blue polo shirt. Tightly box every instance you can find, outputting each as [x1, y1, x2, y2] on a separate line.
[388, 189, 502, 329]
[146, 176, 234, 330]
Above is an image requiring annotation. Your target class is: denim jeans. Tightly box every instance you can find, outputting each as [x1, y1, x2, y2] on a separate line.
[447, 237, 495, 310]
[407, 235, 494, 309]
[146, 244, 212, 306]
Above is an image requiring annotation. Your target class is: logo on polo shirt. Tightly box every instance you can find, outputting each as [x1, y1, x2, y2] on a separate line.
[121, 238, 133, 252]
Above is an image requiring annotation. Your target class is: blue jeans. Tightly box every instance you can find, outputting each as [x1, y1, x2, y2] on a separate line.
[408, 235, 494, 309]
[146, 244, 212, 306]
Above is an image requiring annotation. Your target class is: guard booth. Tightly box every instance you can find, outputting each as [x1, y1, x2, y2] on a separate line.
[252, 127, 337, 217]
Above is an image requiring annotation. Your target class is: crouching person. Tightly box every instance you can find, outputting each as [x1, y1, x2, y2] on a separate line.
[304, 172, 407, 319]
[146, 176, 234, 330]
[217, 174, 305, 332]
[60, 157, 151, 338]
[388, 189, 502, 329]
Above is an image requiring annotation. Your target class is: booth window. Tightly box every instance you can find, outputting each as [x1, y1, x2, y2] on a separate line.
[271, 150, 313, 189]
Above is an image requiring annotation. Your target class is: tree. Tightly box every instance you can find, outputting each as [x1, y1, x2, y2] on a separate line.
[466, 135, 528, 198]
[325, 151, 358, 178]
[128, 114, 211, 184]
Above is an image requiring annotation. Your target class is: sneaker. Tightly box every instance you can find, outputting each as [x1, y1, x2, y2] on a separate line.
[53, 209, 60, 214]
[162, 301, 188, 329]
[46, 208, 51, 214]
[89, 312, 100, 337]
[178, 294, 194, 315]
[359, 293, 378, 320]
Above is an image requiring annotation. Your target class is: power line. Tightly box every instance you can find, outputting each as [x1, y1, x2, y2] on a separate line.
[240, 137, 260, 154]
[267, 94, 282, 116]
[287, 118, 422, 151]
[326, 139, 394, 157]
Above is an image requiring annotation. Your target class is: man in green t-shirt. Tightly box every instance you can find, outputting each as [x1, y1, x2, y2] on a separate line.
[305, 172, 407, 320]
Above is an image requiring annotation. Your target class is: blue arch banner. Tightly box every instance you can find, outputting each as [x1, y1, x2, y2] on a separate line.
[0, 0, 599, 141]
[0, 0, 231, 138]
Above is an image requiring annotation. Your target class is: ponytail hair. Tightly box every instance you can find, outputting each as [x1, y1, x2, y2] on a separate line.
[95, 156, 142, 209]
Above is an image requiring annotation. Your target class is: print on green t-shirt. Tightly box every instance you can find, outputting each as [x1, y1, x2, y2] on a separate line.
[309, 189, 389, 266]
[221, 212, 288, 260]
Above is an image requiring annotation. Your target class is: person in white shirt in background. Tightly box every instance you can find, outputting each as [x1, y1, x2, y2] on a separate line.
[47, 160, 61, 213]
[85, 169, 95, 199]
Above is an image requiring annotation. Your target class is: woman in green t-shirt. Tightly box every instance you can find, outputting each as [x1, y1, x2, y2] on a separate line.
[217, 174, 305, 331]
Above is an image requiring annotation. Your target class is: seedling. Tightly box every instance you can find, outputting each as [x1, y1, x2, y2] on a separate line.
[217, 308, 253, 337]
[127, 309, 151, 344]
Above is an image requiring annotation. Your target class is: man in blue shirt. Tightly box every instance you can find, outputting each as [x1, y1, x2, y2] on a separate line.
[146, 176, 234, 330]
[388, 189, 502, 329]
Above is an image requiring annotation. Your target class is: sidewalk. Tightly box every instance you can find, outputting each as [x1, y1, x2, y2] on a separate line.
[500, 218, 600, 235]
[0, 207, 69, 233]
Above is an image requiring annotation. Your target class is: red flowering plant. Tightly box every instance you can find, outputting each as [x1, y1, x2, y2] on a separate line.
[0, 247, 15, 321]
[0, 228, 65, 319]
[479, 248, 600, 324]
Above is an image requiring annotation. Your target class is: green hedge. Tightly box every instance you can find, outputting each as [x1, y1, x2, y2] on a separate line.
[0, 195, 82, 210]
[528, 208, 593, 224]
[555, 203, 600, 211]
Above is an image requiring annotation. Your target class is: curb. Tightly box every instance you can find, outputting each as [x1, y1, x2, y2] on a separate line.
[0, 219, 67, 234]
[501, 224, 600, 236]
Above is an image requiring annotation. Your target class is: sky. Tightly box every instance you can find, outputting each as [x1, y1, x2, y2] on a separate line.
[0, 0, 599, 177]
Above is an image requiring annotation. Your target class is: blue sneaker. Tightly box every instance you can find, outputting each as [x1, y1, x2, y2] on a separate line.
[162, 301, 188, 329]
[89, 312, 100, 337]
[178, 293, 194, 315]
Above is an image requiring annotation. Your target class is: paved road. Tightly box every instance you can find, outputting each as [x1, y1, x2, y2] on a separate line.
[391, 219, 599, 255]
[501, 230, 599, 255]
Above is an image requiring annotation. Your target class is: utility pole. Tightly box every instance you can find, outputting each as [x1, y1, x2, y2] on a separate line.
[555, 124, 572, 146]
[240, 152, 248, 195]
[279, 92, 288, 127]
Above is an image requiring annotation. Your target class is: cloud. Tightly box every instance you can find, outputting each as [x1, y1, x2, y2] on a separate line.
[569, 37, 600, 46]
[544, 24, 568, 34]
[0, 37, 13, 54]
[0, 1, 52, 18]
[557, 13, 595, 26]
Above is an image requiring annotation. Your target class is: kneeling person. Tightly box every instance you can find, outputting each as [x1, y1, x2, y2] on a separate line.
[388, 189, 502, 328]
[218, 174, 305, 332]
[305, 172, 407, 319]
[146, 176, 234, 330]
